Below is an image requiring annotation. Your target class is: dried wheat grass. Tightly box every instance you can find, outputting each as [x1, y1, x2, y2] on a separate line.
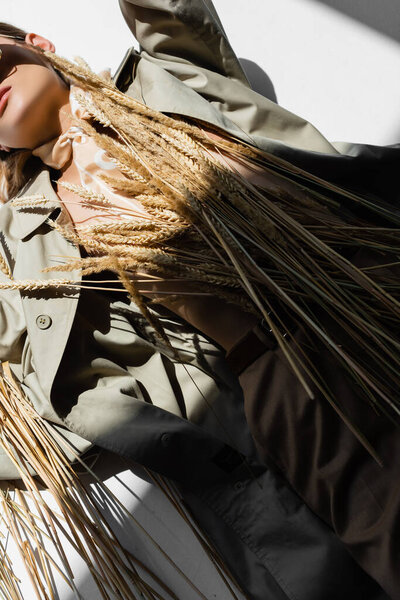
[7, 47, 400, 456]
[0, 364, 246, 600]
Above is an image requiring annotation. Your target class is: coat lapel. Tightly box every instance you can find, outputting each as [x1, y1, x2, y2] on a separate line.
[12, 169, 81, 400]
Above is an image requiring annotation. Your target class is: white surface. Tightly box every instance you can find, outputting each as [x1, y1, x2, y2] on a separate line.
[213, 0, 400, 145]
[0, 0, 136, 74]
[0, 453, 245, 600]
[1, 0, 400, 145]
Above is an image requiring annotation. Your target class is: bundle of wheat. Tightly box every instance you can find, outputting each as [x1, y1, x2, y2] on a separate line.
[2, 48, 398, 460]
[0, 364, 246, 600]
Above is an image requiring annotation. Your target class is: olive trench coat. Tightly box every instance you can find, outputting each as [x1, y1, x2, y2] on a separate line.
[0, 1, 395, 598]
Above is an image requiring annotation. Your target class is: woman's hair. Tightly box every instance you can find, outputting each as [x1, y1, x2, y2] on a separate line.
[0, 22, 26, 41]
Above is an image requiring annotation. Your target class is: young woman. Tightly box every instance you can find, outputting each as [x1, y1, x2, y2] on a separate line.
[0, 1, 398, 598]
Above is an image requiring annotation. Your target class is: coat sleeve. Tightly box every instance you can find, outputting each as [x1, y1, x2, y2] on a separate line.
[117, 0, 342, 158]
[118, 0, 250, 86]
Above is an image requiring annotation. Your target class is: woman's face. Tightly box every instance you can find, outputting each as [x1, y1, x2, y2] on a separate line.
[0, 33, 70, 151]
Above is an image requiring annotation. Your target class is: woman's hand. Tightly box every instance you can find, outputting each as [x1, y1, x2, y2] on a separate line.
[137, 273, 257, 352]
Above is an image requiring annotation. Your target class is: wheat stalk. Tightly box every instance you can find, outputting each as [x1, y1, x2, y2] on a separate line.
[0, 364, 246, 600]
[16, 49, 400, 457]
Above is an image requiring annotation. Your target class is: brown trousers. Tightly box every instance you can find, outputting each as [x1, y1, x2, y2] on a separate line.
[227, 322, 400, 600]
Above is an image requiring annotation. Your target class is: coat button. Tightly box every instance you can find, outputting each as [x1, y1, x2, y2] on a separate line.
[161, 433, 172, 448]
[233, 481, 244, 492]
[36, 315, 52, 330]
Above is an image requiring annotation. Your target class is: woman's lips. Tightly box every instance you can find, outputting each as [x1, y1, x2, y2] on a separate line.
[0, 87, 12, 117]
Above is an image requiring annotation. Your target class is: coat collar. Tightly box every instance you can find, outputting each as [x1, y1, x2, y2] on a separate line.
[113, 48, 255, 145]
[12, 168, 62, 240]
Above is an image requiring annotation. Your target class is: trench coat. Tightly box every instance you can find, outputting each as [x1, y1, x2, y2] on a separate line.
[0, 0, 396, 598]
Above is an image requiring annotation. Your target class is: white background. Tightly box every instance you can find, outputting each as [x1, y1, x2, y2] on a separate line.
[1, 0, 400, 145]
